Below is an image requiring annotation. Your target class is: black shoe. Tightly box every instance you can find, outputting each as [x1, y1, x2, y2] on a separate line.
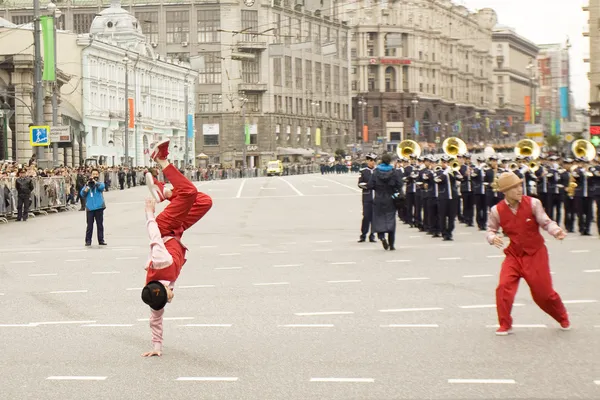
[432, 233, 441, 238]
[583, 232, 592, 236]
[99, 242, 107, 246]
[85, 243, 91, 247]
[381, 238, 389, 250]
[389, 246, 396, 251]
[369, 237, 377, 243]
[358, 238, 366, 243]
[16, 219, 21, 221]
[443, 237, 453, 241]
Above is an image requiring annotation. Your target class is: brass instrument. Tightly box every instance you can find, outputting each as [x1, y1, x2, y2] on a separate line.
[571, 139, 596, 161]
[450, 159, 461, 171]
[490, 168, 499, 192]
[528, 161, 540, 173]
[397, 140, 422, 159]
[434, 165, 443, 172]
[566, 165, 578, 197]
[442, 137, 468, 157]
[508, 162, 519, 172]
[515, 139, 541, 159]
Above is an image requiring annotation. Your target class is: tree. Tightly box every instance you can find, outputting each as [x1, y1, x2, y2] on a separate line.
[545, 134, 561, 149]
[334, 148, 347, 159]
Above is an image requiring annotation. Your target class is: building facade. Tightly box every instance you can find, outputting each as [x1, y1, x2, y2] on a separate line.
[81, 1, 197, 168]
[491, 26, 539, 138]
[342, 0, 497, 152]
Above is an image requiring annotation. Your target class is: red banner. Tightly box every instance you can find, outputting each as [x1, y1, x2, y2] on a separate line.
[128, 98, 135, 129]
[362, 125, 369, 143]
[524, 96, 531, 122]
[590, 125, 600, 135]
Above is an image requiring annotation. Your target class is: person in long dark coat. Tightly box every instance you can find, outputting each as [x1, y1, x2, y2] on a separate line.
[367, 153, 403, 251]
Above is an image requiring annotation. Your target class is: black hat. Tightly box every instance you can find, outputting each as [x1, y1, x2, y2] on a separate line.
[141, 281, 168, 311]
[366, 153, 377, 161]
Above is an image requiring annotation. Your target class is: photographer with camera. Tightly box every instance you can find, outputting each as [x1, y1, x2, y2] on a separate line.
[80, 168, 107, 247]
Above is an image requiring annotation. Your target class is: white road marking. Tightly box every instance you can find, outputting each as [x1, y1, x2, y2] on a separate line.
[0, 324, 36, 327]
[253, 282, 290, 286]
[199, 245, 218, 249]
[295, 311, 354, 316]
[260, 187, 276, 190]
[330, 262, 356, 265]
[178, 285, 216, 289]
[409, 236, 422, 239]
[279, 324, 334, 328]
[176, 377, 238, 382]
[310, 378, 374, 383]
[279, 177, 304, 196]
[110, 248, 132, 251]
[312, 185, 328, 188]
[236, 179, 246, 198]
[327, 280, 361, 283]
[68, 250, 88, 253]
[448, 379, 515, 384]
[460, 304, 524, 309]
[137, 317, 194, 322]
[380, 324, 439, 328]
[570, 250, 590, 253]
[273, 264, 302, 268]
[33, 320, 96, 326]
[214, 267, 242, 270]
[47, 376, 107, 381]
[584, 269, 600, 273]
[458, 232, 472, 235]
[379, 307, 443, 313]
[396, 277, 429, 281]
[18, 251, 40, 255]
[315, 240, 333, 243]
[463, 274, 494, 278]
[563, 300, 597, 304]
[180, 324, 232, 327]
[125, 288, 142, 291]
[0, 293, 4, 295]
[65, 259, 85, 262]
[438, 257, 462, 261]
[267, 251, 288, 254]
[313, 249, 332, 252]
[48, 290, 88, 294]
[241, 244, 260, 247]
[81, 324, 133, 327]
[486, 324, 547, 328]
[594, 380, 600, 385]
[116, 257, 138, 260]
[219, 253, 241, 256]
[10, 260, 34, 264]
[29, 273, 57, 277]
[386, 259, 412, 263]
[92, 271, 120, 275]
[317, 177, 362, 192]
[486, 255, 504, 258]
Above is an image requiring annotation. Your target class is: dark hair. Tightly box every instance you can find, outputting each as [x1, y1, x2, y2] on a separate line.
[381, 153, 392, 165]
[91, 168, 100, 174]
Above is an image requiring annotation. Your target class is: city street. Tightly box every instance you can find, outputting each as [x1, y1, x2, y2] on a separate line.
[1, 173, 599, 400]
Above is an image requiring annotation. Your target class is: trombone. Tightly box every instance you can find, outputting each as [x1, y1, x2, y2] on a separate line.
[397, 140, 421, 159]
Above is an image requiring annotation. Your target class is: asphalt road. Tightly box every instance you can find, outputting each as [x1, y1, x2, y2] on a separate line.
[1, 173, 599, 400]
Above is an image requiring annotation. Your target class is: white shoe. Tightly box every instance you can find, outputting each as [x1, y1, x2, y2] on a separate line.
[146, 172, 165, 203]
[495, 328, 513, 336]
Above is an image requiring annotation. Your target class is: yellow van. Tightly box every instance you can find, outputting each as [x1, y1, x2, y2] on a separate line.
[266, 160, 284, 176]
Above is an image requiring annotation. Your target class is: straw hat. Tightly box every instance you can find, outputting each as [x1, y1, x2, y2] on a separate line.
[497, 172, 523, 193]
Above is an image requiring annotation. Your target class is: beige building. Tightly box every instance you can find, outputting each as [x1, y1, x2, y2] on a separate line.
[3, 0, 353, 166]
[340, 0, 498, 151]
[491, 26, 539, 137]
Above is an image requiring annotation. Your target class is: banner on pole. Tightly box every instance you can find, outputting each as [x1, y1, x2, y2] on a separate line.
[362, 125, 368, 142]
[187, 114, 194, 139]
[315, 128, 321, 146]
[559, 87, 569, 119]
[128, 98, 134, 128]
[244, 123, 250, 145]
[40, 16, 55, 81]
[524, 96, 531, 122]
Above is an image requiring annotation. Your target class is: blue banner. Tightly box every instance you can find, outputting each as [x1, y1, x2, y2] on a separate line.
[559, 87, 569, 119]
[414, 121, 420, 136]
[186, 114, 194, 139]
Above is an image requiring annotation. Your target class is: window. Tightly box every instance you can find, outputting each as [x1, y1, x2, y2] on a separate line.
[241, 10, 258, 42]
[166, 11, 189, 44]
[92, 127, 97, 146]
[390, 131, 401, 141]
[341, 31, 348, 57]
[197, 94, 209, 112]
[273, 58, 282, 86]
[198, 52, 222, 84]
[167, 52, 190, 62]
[315, 62, 322, 92]
[324, 64, 331, 94]
[295, 58, 302, 90]
[11, 15, 33, 25]
[246, 94, 260, 112]
[342, 68, 348, 96]
[197, 10, 220, 43]
[333, 66, 340, 94]
[73, 13, 95, 34]
[305, 60, 312, 92]
[203, 133, 219, 146]
[212, 94, 223, 112]
[388, 110, 401, 122]
[242, 58, 259, 84]
[373, 106, 380, 118]
[136, 12, 159, 43]
[284, 56, 292, 88]
[368, 65, 377, 91]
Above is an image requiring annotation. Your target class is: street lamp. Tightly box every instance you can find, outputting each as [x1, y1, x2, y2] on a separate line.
[1, 101, 13, 160]
[239, 93, 248, 169]
[411, 96, 419, 140]
[47, 1, 61, 167]
[122, 56, 130, 167]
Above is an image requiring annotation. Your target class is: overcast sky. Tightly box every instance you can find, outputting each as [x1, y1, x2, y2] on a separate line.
[461, 0, 589, 108]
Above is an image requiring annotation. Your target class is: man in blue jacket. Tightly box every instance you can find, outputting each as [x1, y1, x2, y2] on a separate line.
[80, 168, 107, 246]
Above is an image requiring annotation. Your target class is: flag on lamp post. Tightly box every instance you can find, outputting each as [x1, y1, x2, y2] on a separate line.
[40, 16, 56, 81]
[244, 123, 250, 145]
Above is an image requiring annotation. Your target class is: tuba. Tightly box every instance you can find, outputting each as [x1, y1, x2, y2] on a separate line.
[571, 139, 596, 161]
[397, 140, 421, 159]
[514, 139, 541, 159]
[566, 165, 579, 197]
[442, 137, 468, 157]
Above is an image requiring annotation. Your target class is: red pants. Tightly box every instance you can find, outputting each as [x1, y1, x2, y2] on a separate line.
[496, 246, 568, 329]
[156, 164, 213, 239]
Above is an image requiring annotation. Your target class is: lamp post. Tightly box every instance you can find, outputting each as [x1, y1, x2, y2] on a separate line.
[411, 96, 419, 140]
[122, 56, 130, 167]
[239, 93, 248, 169]
[47, 1, 61, 167]
[1, 101, 13, 160]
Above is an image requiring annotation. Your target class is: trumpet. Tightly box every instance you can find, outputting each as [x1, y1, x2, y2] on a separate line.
[508, 162, 519, 172]
[397, 140, 421, 159]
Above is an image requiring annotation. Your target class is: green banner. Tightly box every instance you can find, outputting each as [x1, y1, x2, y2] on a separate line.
[244, 123, 250, 145]
[41, 16, 55, 81]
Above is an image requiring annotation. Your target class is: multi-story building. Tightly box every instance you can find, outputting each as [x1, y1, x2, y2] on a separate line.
[81, 1, 197, 167]
[536, 42, 574, 136]
[491, 26, 538, 137]
[343, 0, 498, 152]
[3, 0, 353, 166]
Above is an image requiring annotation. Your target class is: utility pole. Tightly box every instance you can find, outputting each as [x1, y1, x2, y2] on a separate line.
[123, 57, 129, 167]
[240, 93, 247, 169]
[48, 2, 60, 167]
[33, 0, 44, 162]
[184, 82, 188, 167]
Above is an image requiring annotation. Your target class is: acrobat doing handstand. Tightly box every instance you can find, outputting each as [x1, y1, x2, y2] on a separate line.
[140, 139, 213, 357]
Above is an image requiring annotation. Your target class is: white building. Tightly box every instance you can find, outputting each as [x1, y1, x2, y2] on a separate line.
[81, 0, 197, 167]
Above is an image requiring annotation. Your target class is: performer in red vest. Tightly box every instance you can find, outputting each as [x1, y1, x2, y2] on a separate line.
[140, 139, 213, 356]
[486, 172, 570, 336]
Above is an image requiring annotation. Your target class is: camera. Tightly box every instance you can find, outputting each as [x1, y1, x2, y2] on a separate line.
[87, 179, 95, 187]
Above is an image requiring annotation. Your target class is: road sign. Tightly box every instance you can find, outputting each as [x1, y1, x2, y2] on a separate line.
[564, 134, 575, 143]
[50, 125, 71, 143]
[592, 136, 600, 147]
[30, 125, 50, 146]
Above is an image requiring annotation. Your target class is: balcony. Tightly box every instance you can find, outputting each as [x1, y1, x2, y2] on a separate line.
[239, 83, 268, 92]
[237, 41, 268, 51]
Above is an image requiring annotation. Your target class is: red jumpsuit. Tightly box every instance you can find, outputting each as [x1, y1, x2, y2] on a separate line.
[490, 196, 569, 330]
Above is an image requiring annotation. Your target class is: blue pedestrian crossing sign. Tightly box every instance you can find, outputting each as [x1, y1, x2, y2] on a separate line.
[30, 125, 50, 147]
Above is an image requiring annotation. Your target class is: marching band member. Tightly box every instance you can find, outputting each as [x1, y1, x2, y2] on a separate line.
[547, 155, 564, 223]
[357, 153, 377, 243]
[471, 156, 488, 231]
[435, 155, 462, 241]
[484, 155, 502, 211]
[423, 156, 440, 238]
[414, 156, 426, 232]
[573, 157, 593, 236]
[403, 155, 418, 228]
[561, 158, 576, 233]
[486, 172, 570, 336]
